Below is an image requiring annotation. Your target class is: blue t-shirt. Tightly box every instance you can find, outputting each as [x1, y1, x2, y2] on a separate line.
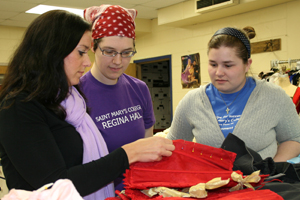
[206, 77, 256, 138]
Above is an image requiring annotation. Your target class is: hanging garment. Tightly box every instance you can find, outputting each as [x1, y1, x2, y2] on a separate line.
[293, 87, 300, 114]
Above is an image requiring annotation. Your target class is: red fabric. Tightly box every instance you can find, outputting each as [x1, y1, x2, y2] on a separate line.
[105, 190, 130, 200]
[293, 87, 300, 114]
[124, 140, 238, 190]
[84, 5, 137, 40]
[109, 140, 274, 200]
[120, 188, 283, 200]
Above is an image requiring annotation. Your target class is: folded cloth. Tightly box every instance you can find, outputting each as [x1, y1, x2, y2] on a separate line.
[2, 179, 83, 200]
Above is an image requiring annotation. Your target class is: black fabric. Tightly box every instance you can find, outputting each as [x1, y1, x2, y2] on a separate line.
[221, 133, 300, 182]
[292, 73, 300, 86]
[0, 93, 129, 196]
[272, 162, 300, 183]
[221, 133, 276, 175]
[221, 133, 300, 199]
[257, 181, 300, 200]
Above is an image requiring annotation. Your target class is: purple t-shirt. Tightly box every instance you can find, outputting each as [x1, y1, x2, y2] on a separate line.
[80, 71, 155, 153]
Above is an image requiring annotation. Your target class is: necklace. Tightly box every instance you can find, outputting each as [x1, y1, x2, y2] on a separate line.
[218, 90, 242, 114]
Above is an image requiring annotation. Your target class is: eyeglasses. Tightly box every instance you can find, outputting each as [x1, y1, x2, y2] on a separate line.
[98, 47, 136, 58]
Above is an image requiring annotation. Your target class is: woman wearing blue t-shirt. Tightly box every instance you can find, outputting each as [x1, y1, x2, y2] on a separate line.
[167, 26, 300, 162]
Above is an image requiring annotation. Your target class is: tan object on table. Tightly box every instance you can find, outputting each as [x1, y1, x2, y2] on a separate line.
[189, 183, 207, 198]
[230, 170, 261, 192]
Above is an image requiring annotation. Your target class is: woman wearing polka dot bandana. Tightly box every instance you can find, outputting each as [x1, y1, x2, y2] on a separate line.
[167, 27, 300, 162]
[80, 5, 156, 191]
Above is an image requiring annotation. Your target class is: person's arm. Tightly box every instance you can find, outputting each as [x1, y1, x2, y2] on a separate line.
[0, 98, 129, 197]
[145, 126, 154, 138]
[273, 87, 300, 161]
[122, 136, 175, 164]
[273, 141, 300, 162]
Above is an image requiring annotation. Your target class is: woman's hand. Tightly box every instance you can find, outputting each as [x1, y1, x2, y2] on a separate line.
[122, 137, 175, 164]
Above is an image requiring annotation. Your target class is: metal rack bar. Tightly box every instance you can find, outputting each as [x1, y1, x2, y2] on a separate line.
[270, 59, 300, 68]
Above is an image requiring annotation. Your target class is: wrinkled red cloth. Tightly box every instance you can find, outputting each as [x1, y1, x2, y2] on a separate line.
[109, 188, 282, 200]
[124, 140, 238, 190]
[107, 140, 277, 200]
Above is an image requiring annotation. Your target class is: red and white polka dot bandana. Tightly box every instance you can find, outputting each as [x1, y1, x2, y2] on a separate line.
[84, 4, 137, 40]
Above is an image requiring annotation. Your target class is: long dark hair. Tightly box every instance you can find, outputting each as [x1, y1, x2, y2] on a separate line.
[0, 10, 91, 119]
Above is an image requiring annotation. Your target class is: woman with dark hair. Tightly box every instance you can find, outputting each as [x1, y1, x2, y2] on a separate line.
[167, 26, 300, 162]
[0, 10, 174, 200]
[0, 10, 90, 113]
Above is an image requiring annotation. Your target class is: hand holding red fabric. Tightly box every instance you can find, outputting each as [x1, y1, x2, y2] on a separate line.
[122, 137, 175, 164]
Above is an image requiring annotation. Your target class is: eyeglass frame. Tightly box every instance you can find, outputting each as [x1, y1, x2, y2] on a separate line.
[98, 46, 137, 58]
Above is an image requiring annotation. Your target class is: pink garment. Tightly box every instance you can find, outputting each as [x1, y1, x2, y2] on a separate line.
[181, 65, 191, 84]
[61, 87, 114, 200]
[2, 179, 83, 200]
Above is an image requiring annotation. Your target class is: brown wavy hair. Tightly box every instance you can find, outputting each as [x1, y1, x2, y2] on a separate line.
[0, 10, 91, 119]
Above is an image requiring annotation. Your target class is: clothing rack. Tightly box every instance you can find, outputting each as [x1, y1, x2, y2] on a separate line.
[269, 59, 300, 88]
[271, 59, 300, 69]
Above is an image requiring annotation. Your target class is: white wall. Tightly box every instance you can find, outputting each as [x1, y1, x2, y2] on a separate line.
[1, 1, 300, 114]
[134, 0, 300, 112]
[0, 26, 25, 65]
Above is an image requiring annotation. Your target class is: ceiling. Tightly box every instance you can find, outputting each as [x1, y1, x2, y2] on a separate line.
[0, 0, 297, 30]
[157, 0, 296, 27]
[0, 0, 188, 28]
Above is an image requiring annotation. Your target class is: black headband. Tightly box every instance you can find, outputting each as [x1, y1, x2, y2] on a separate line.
[213, 27, 251, 59]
